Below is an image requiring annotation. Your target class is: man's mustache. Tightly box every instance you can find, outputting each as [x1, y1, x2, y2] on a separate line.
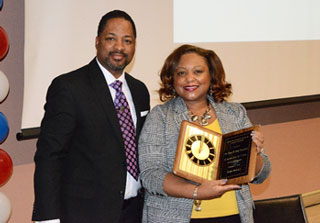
[109, 51, 127, 58]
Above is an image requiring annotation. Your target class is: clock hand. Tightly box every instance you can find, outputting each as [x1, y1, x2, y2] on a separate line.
[199, 136, 205, 154]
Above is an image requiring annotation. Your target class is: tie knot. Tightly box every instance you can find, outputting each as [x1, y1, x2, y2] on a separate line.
[110, 80, 123, 92]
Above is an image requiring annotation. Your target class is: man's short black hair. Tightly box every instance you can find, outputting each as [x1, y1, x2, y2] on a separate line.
[97, 10, 137, 38]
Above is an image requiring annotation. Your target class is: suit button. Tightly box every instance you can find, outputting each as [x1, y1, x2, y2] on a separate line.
[119, 190, 124, 197]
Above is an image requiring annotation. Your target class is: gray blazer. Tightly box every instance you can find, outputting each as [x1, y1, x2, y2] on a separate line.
[139, 96, 271, 223]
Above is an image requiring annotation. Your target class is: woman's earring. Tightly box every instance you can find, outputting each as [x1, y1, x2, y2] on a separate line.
[172, 88, 177, 97]
[209, 84, 213, 96]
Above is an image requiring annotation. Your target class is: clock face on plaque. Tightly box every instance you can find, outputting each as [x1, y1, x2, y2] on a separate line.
[185, 135, 215, 166]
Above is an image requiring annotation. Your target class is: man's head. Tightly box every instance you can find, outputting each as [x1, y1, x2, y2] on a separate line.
[96, 10, 136, 78]
[97, 10, 136, 38]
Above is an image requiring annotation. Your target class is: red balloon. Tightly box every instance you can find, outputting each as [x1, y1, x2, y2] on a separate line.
[0, 149, 13, 187]
[0, 26, 9, 60]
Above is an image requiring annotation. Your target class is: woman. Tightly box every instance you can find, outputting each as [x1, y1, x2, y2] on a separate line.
[138, 44, 271, 223]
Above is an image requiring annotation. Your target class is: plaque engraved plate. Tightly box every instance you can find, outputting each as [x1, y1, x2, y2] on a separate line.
[173, 121, 258, 184]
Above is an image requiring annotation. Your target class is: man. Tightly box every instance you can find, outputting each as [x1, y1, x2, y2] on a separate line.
[32, 10, 150, 223]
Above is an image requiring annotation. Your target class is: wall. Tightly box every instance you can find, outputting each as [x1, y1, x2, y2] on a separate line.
[250, 118, 320, 199]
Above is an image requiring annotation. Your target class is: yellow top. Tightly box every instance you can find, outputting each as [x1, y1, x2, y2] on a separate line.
[191, 119, 239, 219]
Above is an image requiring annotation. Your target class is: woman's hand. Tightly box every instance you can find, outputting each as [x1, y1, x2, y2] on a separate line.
[251, 130, 264, 154]
[251, 129, 266, 175]
[197, 179, 241, 200]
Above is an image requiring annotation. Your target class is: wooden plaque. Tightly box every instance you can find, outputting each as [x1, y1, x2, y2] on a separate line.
[173, 121, 258, 185]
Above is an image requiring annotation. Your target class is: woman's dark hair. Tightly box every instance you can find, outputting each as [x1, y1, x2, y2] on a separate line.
[159, 44, 232, 103]
[97, 10, 136, 38]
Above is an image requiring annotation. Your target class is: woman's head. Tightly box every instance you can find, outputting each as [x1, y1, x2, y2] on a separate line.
[159, 44, 232, 103]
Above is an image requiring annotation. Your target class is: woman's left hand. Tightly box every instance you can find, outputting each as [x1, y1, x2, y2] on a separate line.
[251, 130, 264, 154]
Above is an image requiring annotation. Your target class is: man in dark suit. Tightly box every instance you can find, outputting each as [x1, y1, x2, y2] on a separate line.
[32, 10, 150, 223]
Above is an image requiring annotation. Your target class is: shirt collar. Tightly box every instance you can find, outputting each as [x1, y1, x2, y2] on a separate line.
[96, 57, 126, 85]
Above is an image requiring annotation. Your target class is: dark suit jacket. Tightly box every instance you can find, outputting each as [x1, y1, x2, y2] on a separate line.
[32, 59, 150, 222]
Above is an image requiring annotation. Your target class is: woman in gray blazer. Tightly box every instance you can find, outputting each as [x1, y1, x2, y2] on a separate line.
[138, 44, 271, 223]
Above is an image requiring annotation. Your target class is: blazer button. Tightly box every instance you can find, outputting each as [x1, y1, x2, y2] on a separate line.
[119, 190, 124, 197]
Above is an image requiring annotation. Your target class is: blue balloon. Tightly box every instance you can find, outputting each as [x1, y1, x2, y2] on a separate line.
[0, 0, 2, 9]
[0, 112, 9, 143]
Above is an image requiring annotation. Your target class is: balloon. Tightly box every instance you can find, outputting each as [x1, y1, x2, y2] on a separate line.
[0, 70, 9, 102]
[0, 112, 9, 143]
[0, 149, 12, 187]
[0, 192, 12, 222]
[0, 0, 3, 9]
[0, 26, 9, 60]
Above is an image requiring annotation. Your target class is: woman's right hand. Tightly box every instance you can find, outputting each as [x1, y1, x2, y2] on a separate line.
[197, 179, 241, 200]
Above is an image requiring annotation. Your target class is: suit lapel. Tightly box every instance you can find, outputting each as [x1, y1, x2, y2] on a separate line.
[87, 59, 124, 145]
[210, 99, 241, 134]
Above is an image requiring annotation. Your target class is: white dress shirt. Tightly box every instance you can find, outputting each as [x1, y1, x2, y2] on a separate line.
[97, 58, 142, 199]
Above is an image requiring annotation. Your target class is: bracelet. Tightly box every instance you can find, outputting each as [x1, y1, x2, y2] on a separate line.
[193, 186, 199, 200]
[193, 186, 202, 211]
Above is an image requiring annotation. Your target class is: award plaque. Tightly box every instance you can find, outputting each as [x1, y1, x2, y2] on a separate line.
[173, 121, 259, 185]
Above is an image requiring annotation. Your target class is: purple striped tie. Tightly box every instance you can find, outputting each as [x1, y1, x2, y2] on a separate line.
[110, 80, 139, 181]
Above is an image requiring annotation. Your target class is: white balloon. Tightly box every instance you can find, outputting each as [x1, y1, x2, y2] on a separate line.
[0, 192, 11, 223]
[0, 70, 9, 103]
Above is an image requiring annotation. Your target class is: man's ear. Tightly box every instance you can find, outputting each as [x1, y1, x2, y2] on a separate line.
[95, 36, 99, 49]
